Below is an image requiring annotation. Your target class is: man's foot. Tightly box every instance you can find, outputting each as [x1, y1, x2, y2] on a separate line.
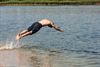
[16, 34, 21, 40]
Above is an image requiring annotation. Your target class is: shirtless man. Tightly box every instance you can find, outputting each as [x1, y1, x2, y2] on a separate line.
[16, 19, 64, 40]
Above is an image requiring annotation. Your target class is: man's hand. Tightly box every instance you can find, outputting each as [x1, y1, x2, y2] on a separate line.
[60, 29, 64, 32]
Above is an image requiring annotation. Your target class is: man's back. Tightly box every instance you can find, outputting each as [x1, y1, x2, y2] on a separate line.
[38, 19, 53, 26]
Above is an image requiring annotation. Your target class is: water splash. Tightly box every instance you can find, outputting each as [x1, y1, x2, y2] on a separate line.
[0, 40, 21, 50]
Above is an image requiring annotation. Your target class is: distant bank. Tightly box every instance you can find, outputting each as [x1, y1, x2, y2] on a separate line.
[0, 1, 100, 6]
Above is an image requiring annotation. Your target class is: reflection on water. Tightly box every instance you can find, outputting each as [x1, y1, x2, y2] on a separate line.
[0, 48, 52, 67]
[0, 45, 100, 67]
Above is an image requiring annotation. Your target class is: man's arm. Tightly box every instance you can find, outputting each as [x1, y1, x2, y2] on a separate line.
[52, 25, 64, 32]
[50, 23, 64, 32]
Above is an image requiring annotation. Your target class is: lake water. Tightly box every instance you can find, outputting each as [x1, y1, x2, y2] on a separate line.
[0, 6, 100, 67]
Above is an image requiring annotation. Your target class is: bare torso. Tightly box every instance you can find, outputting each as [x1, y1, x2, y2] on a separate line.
[38, 19, 53, 26]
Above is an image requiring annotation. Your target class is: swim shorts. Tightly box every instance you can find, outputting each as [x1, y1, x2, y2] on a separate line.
[27, 22, 42, 34]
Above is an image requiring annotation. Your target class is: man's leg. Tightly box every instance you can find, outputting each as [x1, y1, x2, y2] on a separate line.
[20, 31, 32, 39]
[16, 30, 32, 40]
[16, 30, 28, 40]
[19, 30, 28, 35]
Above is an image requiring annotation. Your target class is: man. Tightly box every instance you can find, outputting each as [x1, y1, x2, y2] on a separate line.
[16, 19, 64, 40]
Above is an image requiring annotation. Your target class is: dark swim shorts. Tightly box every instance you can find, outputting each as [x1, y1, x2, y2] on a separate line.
[27, 22, 42, 34]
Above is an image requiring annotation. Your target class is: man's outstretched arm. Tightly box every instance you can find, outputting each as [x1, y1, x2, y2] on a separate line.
[52, 25, 64, 32]
[49, 22, 64, 32]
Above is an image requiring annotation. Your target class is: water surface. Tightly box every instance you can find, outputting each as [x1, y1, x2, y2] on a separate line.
[0, 6, 100, 67]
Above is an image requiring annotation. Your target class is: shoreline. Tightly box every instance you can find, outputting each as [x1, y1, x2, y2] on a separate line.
[0, 2, 100, 6]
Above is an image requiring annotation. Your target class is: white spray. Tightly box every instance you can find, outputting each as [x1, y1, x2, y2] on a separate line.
[0, 38, 21, 50]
